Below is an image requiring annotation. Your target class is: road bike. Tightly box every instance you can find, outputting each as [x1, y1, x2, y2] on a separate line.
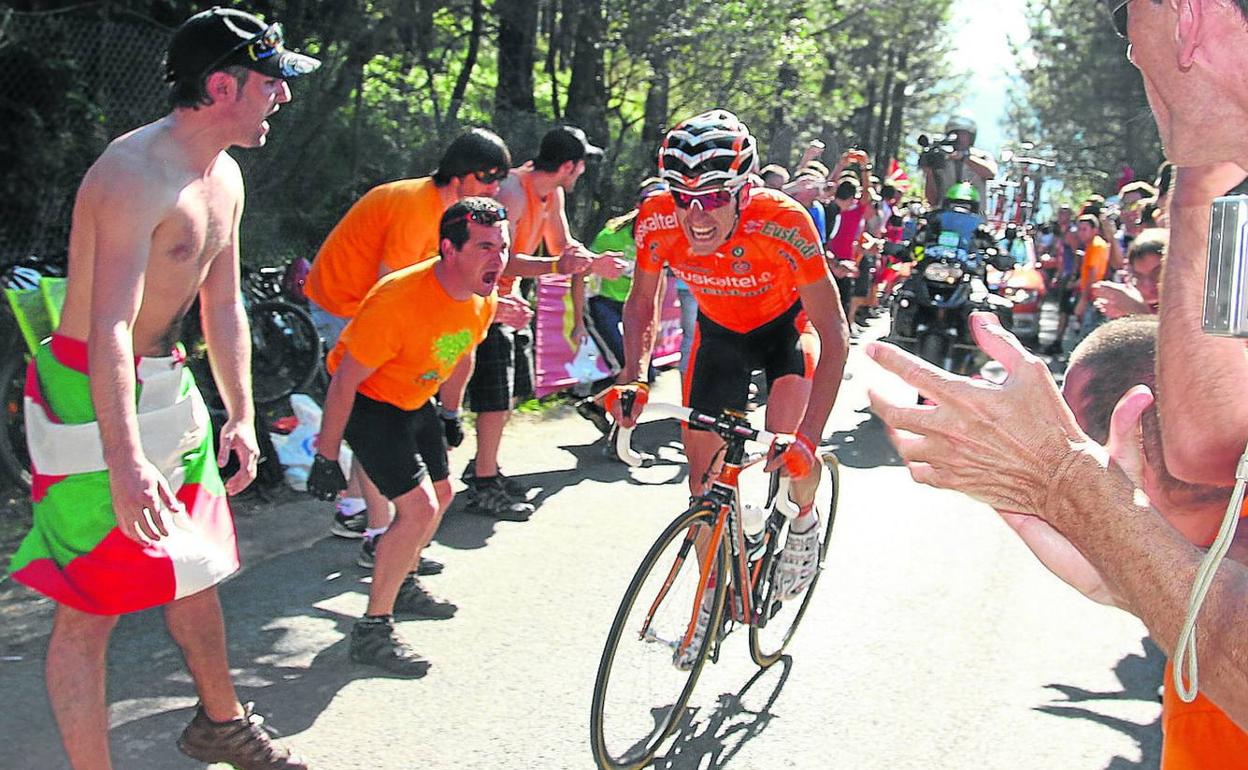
[589, 399, 840, 770]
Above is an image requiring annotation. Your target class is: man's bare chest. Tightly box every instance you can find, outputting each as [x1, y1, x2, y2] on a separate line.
[152, 179, 236, 267]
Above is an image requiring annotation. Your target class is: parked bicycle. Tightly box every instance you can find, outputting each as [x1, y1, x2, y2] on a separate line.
[589, 399, 840, 770]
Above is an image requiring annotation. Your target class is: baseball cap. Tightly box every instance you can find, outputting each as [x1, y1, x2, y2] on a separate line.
[535, 125, 604, 167]
[165, 7, 321, 83]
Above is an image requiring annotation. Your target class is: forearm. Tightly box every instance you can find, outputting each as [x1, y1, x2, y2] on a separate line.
[620, 294, 659, 383]
[317, 375, 357, 461]
[571, 276, 587, 329]
[202, 299, 254, 424]
[1157, 198, 1248, 483]
[798, 318, 849, 442]
[505, 253, 560, 278]
[1051, 452, 1248, 727]
[88, 323, 144, 467]
[439, 355, 474, 412]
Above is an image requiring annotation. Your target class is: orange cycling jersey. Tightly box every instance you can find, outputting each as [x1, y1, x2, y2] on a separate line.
[305, 177, 448, 318]
[635, 187, 831, 333]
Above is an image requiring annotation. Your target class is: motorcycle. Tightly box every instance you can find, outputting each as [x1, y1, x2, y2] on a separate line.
[885, 206, 1016, 376]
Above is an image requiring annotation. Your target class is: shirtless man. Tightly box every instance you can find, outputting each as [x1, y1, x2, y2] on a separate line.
[6, 9, 319, 768]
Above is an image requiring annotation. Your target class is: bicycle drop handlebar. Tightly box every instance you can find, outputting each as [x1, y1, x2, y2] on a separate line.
[612, 401, 780, 468]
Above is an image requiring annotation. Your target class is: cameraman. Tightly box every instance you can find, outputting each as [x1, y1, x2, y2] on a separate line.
[921, 115, 998, 209]
[867, 0, 1248, 734]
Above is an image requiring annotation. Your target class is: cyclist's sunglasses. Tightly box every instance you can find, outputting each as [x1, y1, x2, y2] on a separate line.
[203, 22, 285, 75]
[1105, 0, 1131, 39]
[448, 207, 508, 226]
[670, 189, 735, 211]
[473, 167, 509, 184]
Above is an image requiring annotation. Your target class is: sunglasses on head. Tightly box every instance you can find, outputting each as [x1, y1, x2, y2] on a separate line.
[473, 167, 509, 184]
[670, 188, 735, 211]
[449, 207, 508, 227]
[203, 22, 284, 76]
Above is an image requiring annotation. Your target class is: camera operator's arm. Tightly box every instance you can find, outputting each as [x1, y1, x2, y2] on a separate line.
[964, 149, 998, 183]
[1157, 164, 1248, 484]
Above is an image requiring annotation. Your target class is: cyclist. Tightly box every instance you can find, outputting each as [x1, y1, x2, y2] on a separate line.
[605, 110, 850, 661]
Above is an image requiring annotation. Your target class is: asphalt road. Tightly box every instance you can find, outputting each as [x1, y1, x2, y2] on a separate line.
[0, 315, 1161, 770]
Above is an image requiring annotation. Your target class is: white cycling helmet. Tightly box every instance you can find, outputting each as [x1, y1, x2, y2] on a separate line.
[5, 265, 42, 292]
[658, 109, 759, 193]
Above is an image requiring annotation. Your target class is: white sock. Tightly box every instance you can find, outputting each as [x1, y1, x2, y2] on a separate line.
[364, 526, 389, 540]
[336, 496, 366, 515]
[791, 506, 818, 534]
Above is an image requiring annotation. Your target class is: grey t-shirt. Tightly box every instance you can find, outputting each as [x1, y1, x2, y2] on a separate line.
[930, 147, 996, 204]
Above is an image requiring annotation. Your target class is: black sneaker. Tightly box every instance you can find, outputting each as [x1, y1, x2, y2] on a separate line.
[177, 702, 308, 769]
[357, 536, 443, 576]
[575, 398, 613, 435]
[393, 576, 458, 619]
[331, 510, 367, 539]
[349, 617, 430, 677]
[470, 477, 534, 522]
[461, 460, 526, 498]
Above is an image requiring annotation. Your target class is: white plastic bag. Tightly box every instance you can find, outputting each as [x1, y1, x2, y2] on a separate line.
[271, 393, 351, 491]
[565, 335, 610, 384]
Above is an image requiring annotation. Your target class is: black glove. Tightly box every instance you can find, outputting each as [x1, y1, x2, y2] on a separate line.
[307, 454, 347, 501]
[441, 410, 464, 448]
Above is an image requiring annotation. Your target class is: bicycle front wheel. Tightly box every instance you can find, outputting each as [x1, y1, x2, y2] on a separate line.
[748, 454, 841, 668]
[248, 300, 319, 406]
[590, 503, 728, 770]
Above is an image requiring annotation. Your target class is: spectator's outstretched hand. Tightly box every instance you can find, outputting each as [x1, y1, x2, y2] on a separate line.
[495, 295, 534, 328]
[1091, 281, 1150, 320]
[591, 253, 628, 279]
[867, 312, 1098, 517]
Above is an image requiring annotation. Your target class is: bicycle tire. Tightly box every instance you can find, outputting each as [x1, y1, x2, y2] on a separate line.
[248, 300, 319, 406]
[748, 454, 841, 668]
[0, 349, 30, 490]
[590, 503, 729, 770]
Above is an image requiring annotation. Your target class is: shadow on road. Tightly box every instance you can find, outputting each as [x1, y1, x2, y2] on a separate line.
[1034, 637, 1164, 769]
[650, 656, 794, 770]
[824, 407, 903, 469]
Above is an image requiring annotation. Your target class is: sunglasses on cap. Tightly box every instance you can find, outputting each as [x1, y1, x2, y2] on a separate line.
[448, 207, 508, 226]
[203, 22, 285, 75]
[670, 188, 735, 211]
[473, 167, 509, 184]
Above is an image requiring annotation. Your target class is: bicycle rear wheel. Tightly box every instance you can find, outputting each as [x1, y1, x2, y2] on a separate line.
[248, 300, 319, 406]
[748, 455, 841, 668]
[590, 503, 728, 770]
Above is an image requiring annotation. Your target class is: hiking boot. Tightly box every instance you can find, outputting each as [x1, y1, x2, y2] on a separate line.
[177, 702, 308, 770]
[357, 536, 443, 575]
[349, 617, 430, 677]
[575, 398, 613, 435]
[470, 477, 534, 522]
[461, 460, 525, 498]
[330, 510, 367, 539]
[393, 576, 457, 619]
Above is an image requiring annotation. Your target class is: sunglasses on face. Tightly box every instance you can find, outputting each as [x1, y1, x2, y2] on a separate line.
[670, 189, 735, 211]
[449, 207, 508, 227]
[1106, 0, 1130, 39]
[203, 22, 285, 75]
[473, 167, 509, 184]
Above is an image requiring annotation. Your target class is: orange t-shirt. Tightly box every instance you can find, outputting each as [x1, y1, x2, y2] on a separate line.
[494, 166, 556, 296]
[326, 260, 496, 410]
[1079, 235, 1111, 296]
[635, 187, 832, 333]
[305, 177, 449, 318]
[1161, 664, 1248, 769]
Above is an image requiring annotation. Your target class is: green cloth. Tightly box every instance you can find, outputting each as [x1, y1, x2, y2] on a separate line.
[589, 224, 636, 303]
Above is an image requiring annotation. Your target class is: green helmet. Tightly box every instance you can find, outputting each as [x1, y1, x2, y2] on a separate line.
[944, 181, 980, 212]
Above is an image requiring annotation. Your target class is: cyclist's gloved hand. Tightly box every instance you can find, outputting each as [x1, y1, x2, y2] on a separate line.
[308, 454, 348, 501]
[601, 382, 649, 428]
[765, 433, 818, 479]
[441, 408, 464, 448]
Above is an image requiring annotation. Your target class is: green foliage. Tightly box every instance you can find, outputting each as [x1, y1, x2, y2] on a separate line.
[1011, 0, 1162, 194]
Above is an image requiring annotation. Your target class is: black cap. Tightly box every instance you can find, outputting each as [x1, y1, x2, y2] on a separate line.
[165, 7, 321, 83]
[536, 125, 603, 167]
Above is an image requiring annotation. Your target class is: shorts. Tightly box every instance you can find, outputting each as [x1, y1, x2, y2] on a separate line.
[1054, 279, 1079, 315]
[466, 323, 533, 413]
[344, 394, 448, 500]
[683, 303, 815, 422]
[308, 300, 350, 351]
[834, 276, 853, 316]
[852, 256, 877, 298]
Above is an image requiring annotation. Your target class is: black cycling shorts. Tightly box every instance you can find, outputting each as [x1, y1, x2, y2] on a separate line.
[344, 394, 448, 500]
[683, 302, 815, 423]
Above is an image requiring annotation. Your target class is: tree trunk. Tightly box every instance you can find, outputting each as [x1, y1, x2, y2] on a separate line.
[883, 51, 909, 175]
[564, 0, 606, 141]
[641, 55, 669, 165]
[872, 49, 895, 169]
[495, 0, 538, 117]
[446, 0, 484, 127]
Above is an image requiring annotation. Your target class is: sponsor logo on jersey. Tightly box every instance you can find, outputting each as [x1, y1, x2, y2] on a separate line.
[635, 210, 679, 242]
[759, 222, 819, 259]
[732, 259, 751, 275]
[670, 265, 775, 290]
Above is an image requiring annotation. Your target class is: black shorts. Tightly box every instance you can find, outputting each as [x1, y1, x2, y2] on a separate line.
[852, 256, 877, 298]
[344, 394, 448, 500]
[1055, 280, 1079, 315]
[683, 303, 814, 422]
[834, 276, 853, 315]
[466, 323, 534, 413]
